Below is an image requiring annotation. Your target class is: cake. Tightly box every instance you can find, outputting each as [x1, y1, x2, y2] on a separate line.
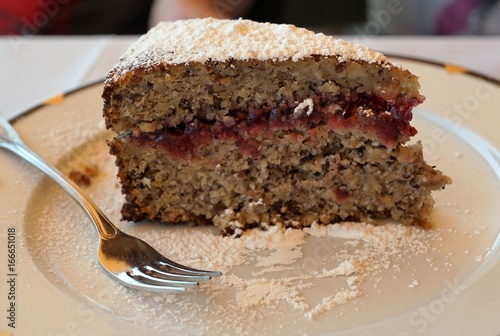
[102, 18, 451, 234]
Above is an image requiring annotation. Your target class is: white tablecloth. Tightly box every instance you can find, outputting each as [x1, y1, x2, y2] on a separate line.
[1, 35, 499, 120]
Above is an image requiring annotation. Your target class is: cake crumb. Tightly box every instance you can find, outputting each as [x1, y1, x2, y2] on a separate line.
[68, 164, 98, 186]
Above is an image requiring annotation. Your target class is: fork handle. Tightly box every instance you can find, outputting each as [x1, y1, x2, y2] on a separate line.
[0, 135, 118, 239]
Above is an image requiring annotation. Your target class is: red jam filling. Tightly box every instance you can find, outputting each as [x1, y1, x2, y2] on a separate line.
[130, 92, 420, 160]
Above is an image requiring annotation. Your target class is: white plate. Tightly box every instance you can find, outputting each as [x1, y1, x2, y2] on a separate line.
[0, 56, 499, 336]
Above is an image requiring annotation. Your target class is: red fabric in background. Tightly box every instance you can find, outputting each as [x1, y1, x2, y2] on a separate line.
[0, 0, 79, 35]
[0, 0, 41, 22]
[0, 0, 153, 35]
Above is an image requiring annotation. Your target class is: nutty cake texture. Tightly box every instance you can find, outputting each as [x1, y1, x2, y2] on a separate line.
[103, 18, 451, 234]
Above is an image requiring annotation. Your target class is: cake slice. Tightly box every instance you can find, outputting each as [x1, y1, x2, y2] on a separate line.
[103, 18, 451, 234]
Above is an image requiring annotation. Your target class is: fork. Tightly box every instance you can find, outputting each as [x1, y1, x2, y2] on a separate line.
[0, 114, 221, 292]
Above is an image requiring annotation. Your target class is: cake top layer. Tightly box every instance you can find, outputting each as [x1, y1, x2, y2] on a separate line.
[113, 18, 393, 72]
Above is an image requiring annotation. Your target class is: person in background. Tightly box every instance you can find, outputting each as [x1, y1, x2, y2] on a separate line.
[149, 0, 366, 34]
[149, 0, 256, 24]
[0, 0, 365, 35]
[0, 0, 256, 35]
[0, 0, 498, 35]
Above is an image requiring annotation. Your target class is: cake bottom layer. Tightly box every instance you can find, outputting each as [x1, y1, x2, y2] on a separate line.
[110, 120, 451, 234]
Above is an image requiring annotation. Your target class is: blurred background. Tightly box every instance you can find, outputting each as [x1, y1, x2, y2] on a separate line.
[1, 0, 499, 36]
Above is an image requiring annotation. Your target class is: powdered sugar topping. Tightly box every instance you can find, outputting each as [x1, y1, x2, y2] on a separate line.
[111, 18, 391, 78]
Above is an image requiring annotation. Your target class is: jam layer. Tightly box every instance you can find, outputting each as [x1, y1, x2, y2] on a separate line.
[127, 92, 421, 160]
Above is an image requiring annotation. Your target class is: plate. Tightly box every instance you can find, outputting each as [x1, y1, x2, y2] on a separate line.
[1, 56, 499, 336]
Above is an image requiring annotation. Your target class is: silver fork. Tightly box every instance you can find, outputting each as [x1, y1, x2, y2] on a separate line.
[0, 114, 221, 292]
